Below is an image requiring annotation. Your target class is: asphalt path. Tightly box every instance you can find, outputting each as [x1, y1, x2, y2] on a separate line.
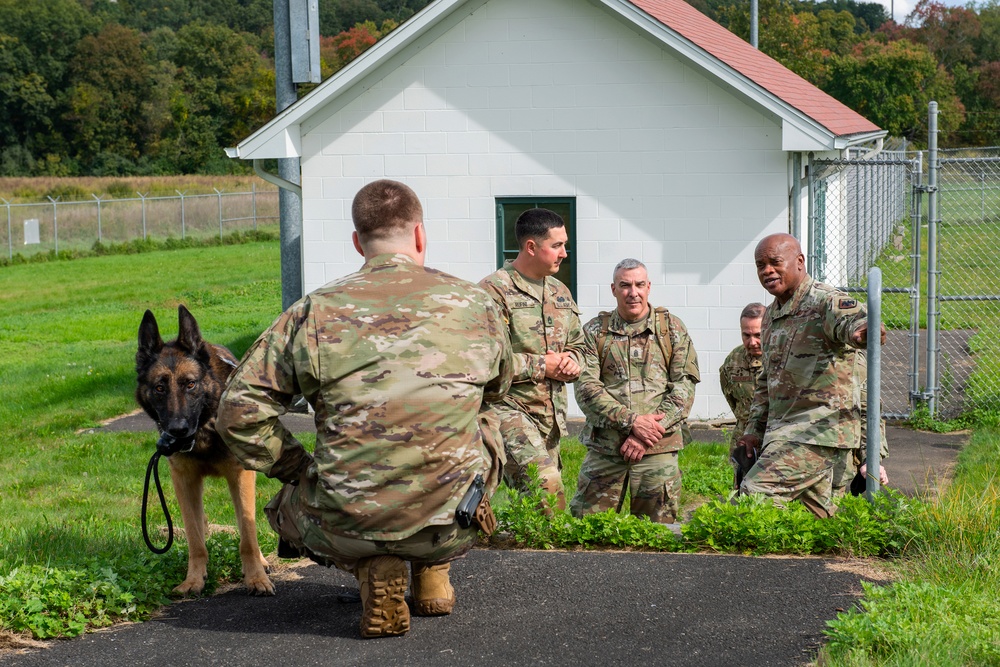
[2, 550, 883, 667]
[1, 414, 967, 665]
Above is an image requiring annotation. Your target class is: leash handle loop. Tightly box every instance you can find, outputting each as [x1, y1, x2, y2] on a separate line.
[141, 451, 174, 554]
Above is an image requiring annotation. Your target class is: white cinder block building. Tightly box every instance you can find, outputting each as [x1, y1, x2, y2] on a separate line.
[229, 0, 885, 421]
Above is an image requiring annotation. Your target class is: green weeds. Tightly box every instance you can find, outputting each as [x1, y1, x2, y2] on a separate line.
[492, 458, 919, 559]
[820, 428, 1000, 665]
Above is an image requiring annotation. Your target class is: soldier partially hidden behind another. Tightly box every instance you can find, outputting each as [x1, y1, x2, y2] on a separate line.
[719, 302, 765, 489]
[570, 258, 700, 524]
[737, 233, 885, 518]
[216, 180, 512, 638]
[479, 208, 585, 510]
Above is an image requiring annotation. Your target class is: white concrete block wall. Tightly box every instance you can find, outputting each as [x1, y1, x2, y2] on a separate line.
[300, 0, 785, 420]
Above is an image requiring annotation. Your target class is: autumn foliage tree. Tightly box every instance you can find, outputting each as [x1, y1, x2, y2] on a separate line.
[824, 38, 965, 140]
[320, 19, 398, 77]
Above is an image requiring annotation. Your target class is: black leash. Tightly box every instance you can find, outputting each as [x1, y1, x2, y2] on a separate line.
[141, 450, 174, 554]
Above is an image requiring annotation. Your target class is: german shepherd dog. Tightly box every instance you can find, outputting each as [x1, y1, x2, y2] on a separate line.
[136, 305, 274, 596]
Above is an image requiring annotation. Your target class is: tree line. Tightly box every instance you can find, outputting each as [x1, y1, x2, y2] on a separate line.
[1, 0, 997, 178]
[0, 0, 429, 176]
[702, 0, 1000, 145]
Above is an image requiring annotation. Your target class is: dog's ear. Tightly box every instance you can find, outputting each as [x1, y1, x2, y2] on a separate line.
[176, 305, 205, 354]
[137, 310, 164, 369]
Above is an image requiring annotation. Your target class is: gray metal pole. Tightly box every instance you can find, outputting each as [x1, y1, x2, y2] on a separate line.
[791, 153, 802, 239]
[215, 188, 223, 240]
[909, 153, 922, 413]
[866, 267, 883, 501]
[138, 192, 148, 240]
[92, 194, 103, 243]
[48, 196, 59, 254]
[275, 0, 304, 310]
[926, 101, 939, 417]
[750, 0, 759, 48]
[3, 197, 11, 261]
[176, 190, 187, 239]
[807, 156, 816, 274]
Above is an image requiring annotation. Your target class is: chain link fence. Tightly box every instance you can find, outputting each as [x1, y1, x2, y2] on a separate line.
[935, 147, 1000, 418]
[808, 150, 921, 419]
[2, 186, 279, 260]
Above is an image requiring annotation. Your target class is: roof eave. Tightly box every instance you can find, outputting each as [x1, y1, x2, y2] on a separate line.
[782, 121, 887, 152]
[833, 130, 889, 150]
[599, 0, 881, 152]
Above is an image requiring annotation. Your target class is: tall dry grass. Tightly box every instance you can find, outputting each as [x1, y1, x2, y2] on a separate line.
[0, 175, 276, 203]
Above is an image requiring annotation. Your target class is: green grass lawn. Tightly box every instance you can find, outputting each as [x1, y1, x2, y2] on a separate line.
[0, 242, 285, 533]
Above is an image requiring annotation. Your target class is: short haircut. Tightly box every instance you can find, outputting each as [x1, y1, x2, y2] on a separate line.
[740, 302, 766, 320]
[515, 208, 565, 248]
[351, 179, 422, 243]
[613, 258, 646, 281]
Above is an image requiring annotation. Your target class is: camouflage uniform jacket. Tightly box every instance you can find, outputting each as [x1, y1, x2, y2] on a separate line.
[744, 275, 868, 449]
[217, 253, 513, 541]
[479, 265, 585, 441]
[719, 345, 763, 452]
[575, 307, 700, 456]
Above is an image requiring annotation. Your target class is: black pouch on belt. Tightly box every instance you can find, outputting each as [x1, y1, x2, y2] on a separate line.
[456, 474, 496, 535]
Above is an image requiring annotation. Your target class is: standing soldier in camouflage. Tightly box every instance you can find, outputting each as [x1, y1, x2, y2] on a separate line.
[737, 233, 885, 518]
[479, 208, 585, 510]
[719, 302, 765, 488]
[570, 259, 700, 524]
[217, 180, 512, 639]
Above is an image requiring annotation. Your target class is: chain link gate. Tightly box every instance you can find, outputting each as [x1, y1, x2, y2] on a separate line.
[934, 147, 1000, 418]
[808, 151, 922, 419]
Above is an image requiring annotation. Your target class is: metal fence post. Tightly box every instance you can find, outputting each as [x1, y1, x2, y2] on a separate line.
[48, 196, 60, 254]
[137, 192, 149, 240]
[176, 190, 187, 239]
[926, 102, 939, 418]
[3, 197, 10, 261]
[866, 267, 883, 500]
[214, 188, 223, 240]
[252, 182, 258, 232]
[866, 266, 883, 501]
[92, 194, 103, 243]
[909, 153, 923, 413]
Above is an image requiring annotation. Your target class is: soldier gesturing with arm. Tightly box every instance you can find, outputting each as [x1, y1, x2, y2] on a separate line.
[737, 233, 885, 518]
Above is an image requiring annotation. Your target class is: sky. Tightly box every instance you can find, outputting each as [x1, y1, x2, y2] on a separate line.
[878, 0, 980, 24]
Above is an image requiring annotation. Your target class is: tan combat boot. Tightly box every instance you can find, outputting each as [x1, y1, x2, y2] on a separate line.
[410, 562, 455, 616]
[356, 555, 410, 638]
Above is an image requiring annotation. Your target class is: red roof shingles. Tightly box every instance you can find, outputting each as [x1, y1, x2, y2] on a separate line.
[629, 0, 881, 136]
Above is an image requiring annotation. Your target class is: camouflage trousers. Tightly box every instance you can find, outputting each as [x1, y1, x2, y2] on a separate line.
[740, 440, 851, 518]
[569, 450, 681, 524]
[494, 404, 564, 508]
[265, 482, 478, 574]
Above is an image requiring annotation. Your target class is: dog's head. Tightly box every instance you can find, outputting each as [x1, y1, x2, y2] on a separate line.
[135, 305, 220, 455]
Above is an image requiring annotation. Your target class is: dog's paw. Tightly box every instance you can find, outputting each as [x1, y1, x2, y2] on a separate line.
[173, 577, 206, 597]
[245, 574, 276, 596]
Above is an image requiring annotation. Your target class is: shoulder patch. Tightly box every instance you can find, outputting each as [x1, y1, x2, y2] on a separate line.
[838, 298, 858, 310]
